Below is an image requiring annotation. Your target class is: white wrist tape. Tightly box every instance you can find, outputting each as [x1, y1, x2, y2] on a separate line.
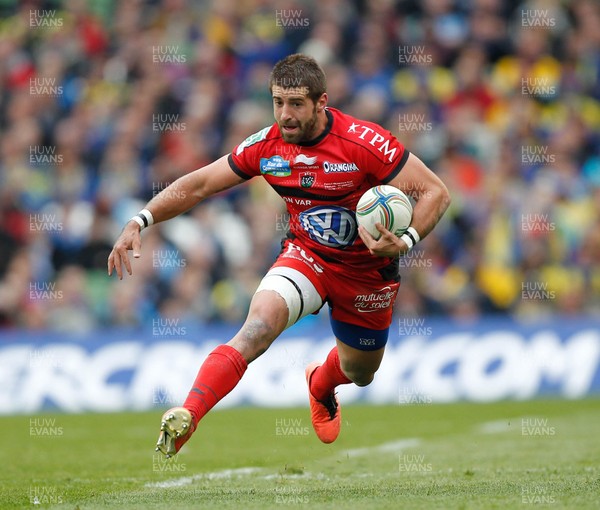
[400, 233, 414, 250]
[139, 209, 154, 227]
[130, 208, 154, 231]
[131, 215, 145, 229]
[407, 226, 420, 243]
[400, 227, 420, 251]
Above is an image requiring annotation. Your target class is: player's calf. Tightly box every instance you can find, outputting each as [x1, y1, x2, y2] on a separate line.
[339, 357, 379, 386]
[342, 369, 375, 387]
[335, 340, 386, 388]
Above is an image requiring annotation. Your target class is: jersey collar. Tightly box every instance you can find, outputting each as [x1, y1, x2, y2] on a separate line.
[297, 109, 333, 147]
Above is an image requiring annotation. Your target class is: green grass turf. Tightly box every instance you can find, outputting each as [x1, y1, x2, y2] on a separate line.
[1, 400, 599, 509]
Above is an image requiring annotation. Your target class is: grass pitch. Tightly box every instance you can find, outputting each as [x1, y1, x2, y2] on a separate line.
[1, 400, 599, 509]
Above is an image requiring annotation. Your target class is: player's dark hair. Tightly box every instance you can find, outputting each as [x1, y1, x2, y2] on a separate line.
[269, 54, 326, 103]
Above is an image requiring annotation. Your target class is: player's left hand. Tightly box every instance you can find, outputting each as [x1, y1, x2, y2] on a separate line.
[358, 223, 409, 258]
[107, 221, 142, 280]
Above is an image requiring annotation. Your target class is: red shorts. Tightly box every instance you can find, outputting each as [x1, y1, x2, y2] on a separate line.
[270, 238, 400, 350]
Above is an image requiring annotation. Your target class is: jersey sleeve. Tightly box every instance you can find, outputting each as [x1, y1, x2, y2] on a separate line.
[361, 127, 410, 184]
[228, 126, 272, 180]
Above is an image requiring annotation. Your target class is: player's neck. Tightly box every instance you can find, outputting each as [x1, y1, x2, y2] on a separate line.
[302, 109, 330, 144]
[314, 109, 329, 136]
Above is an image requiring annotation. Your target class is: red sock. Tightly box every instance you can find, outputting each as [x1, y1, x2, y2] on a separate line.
[183, 344, 247, 425]
[309, 347, 352, 402]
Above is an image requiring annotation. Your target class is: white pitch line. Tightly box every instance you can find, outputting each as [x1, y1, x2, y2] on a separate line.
[146, 438, 422, 488]
[341, 438, 421, 457]
[262, 471, 327, 480]
[477, 419, 515, 434]
[145, 467, 264, 488]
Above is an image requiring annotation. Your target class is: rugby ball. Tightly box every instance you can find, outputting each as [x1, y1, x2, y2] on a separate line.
[356, 185, 413, 239]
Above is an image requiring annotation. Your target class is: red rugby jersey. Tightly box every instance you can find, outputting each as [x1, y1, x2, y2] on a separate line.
[228, 107, 410, 269]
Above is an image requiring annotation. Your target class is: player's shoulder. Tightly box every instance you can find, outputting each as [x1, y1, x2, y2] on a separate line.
[328, 107, 393, 143]
[327, 107, 403, 163]
[234, 123, 281, 156]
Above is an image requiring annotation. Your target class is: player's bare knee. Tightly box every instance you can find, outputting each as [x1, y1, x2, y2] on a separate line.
[252, 289, 289, 330]
[240, 317, 278, 353]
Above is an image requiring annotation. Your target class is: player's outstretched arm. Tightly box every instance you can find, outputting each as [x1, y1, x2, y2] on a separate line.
[108, 155, 246, 279]
[359, 153, 450, 257]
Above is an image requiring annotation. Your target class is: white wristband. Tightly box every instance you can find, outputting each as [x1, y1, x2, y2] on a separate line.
[407, 226, 420, 243]
[130, 215, 145, 229]
[400, 233, 414, 250]
[130, 209, 154, 231]
[139, 209, 154, 227]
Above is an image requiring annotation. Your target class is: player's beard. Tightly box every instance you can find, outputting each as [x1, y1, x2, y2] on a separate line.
[279, 106, 319, 144]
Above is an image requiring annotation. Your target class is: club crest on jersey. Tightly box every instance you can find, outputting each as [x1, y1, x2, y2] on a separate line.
[300, 172, 316, 188]
[260, 155, 291, 177]
[299, 206, 358, 248]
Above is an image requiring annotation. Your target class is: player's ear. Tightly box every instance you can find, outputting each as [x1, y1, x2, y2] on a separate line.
[316, 93, 328, 112]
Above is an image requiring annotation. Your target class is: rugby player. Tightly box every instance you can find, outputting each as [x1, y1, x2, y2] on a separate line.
[108, 54, 450, 456]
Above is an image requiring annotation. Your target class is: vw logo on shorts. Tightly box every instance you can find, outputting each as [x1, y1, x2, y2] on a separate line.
[299, 206, 358, 248]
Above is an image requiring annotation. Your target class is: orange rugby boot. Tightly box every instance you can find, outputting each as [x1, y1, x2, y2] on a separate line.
[155, 407, 196, 458]
[305, 362, 341, 443]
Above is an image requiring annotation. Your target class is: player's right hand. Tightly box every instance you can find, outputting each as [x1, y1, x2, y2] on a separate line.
[359, 224, 409, 258]
[107, 221, 142, 280]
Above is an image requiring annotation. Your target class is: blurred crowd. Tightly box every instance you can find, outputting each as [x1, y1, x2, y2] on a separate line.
[0, 0, 599, 332]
